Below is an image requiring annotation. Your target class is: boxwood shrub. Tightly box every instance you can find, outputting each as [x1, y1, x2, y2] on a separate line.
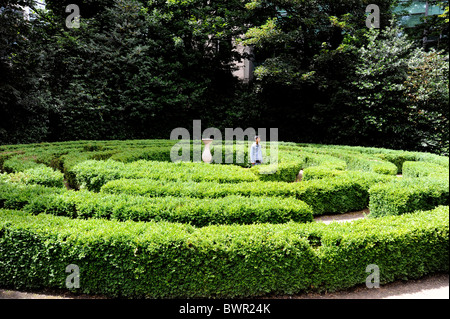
[99, 171, 394, 215]
[100, 178, 298, 199]
[2, 170, 388, 219]
[369, 178, 449, 217]
[302, 167, 345, 181]
[250, 161, 303, 182]
[0, 181, 65, 210]
[402, 161, 449, 178]
[300, 147, 398, 175]
[0, 206, 447, 298]
[2, 156, 41, 173]
[295, 171, 394, 215]
[1, 140, 448, 298]
[3, 166, 65, 188]
[71, 159, 259, 191]
[22, 190, 313, 226]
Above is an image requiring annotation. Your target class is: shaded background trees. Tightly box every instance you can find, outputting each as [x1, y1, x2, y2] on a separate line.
[0, 0, 448, 155]
[0, 0, 50, 144]
[240, 0, 448, 154]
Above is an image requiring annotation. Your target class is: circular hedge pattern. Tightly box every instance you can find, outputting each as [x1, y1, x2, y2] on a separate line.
[0, 140, 448, 298]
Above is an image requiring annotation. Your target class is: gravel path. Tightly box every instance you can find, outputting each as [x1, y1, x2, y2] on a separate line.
[314, 209, 368, 224]
[262, 273, 449, 299]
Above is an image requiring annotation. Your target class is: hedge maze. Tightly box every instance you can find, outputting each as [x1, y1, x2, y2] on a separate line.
[0, 140, 448, 298]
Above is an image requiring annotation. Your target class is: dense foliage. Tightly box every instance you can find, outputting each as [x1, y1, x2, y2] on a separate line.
[0, 0, 448, 154]
[0, 205, 447, 297]
[0, 140, 448, 297]
[241, 0, 449, 154]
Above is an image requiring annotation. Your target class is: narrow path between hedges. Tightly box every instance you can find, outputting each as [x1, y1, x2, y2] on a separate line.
[313, 209, 368, 224]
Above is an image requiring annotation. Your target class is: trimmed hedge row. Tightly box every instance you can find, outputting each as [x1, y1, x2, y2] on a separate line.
[369, 178, 449, 217]
[0, 206, 447, 298]
[0, 151, 24, 172]
[332, 152, 397, 175]
[71, 159, 259, 191]
[374, 150, 449, 172]
[5, 141, 444, 190]
[299, 147, 398, 175]
[295, 171, 394, 215]
[250, 161, 303, 182]
[100, 171, 394, 215]
[2, 156, 42, 173]
[1, 170, 391, 218]
[100, 178, 296, 198]
[302, 167, 345, 180]
[303, 144, 449, 173]
[2, 139, 447, 172]
[301, 153, 346, 181]
[1, 166, 65, 188]
[0, 184, 313, 226]
[0, 182, 65, 210]
[402, 161, 449, 178]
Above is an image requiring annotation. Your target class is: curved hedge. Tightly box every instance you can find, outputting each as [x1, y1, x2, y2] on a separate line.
[0, 181, 313, 226]
[0, 139, 449, 298]
[0, 206, 447, 298]
[71, 159, 259, 191]
[369, 177, 449, 217]
[28, 192, 313, 226]
[402, 161, 449, 178]
[99, 171, 393, 215]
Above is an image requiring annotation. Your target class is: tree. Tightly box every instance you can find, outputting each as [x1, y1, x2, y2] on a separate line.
[404, 47, 449, 154]
[0, 0, 49, 144]
[351, 21, 449, 154]
[238, 0, 396, 143]
[33, 0, 260, 141]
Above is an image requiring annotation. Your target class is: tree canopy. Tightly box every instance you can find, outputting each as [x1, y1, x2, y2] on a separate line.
[0, 0, 448, 154]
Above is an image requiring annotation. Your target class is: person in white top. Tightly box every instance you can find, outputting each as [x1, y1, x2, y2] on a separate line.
[250, 135, 263, 166]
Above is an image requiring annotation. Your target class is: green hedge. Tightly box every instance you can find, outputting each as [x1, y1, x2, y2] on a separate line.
[302, 167, 345, 181]
[369, 178, 449, 217]
[1, 166, 65, 188]
[299, 147, 398, 175]
[0, 151, 24, 171]
[402, 161, 449, 178]
[72, 158, 303, 190]
[306, 144, 449, 173]
[100, 178, 298, 198]
[337, 153, 397, 175]
[0, 182, 65, 210]
[295, 171, 394, 215]
[71, 159, 259, 191]
[100, 171, 393, 215]
[250, 161, 303, 182]
[108, 147, 172, 163]
[375, 151, 449, 173]
[22, 190, 313, 226]
[284, 152, 345, 181]
[1, 171, 387, 219]
[2, 156, 41, 173]
[0, 206, 447, 298]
